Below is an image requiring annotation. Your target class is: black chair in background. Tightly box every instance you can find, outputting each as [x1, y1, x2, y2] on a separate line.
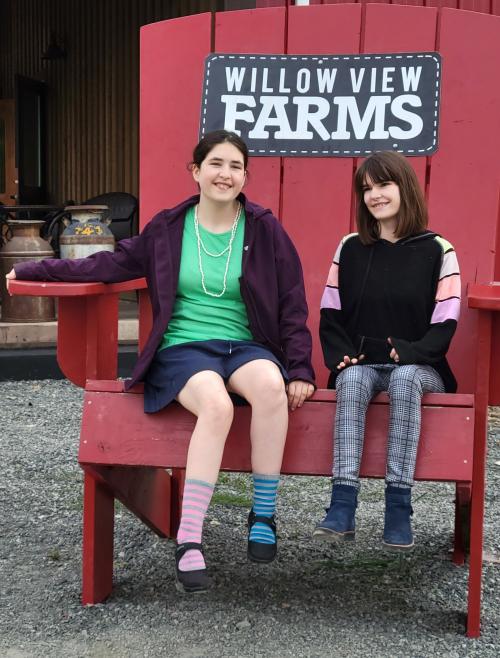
[82, 192, 138, 242]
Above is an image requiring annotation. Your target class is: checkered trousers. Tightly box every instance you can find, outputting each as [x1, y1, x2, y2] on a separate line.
[333, 364, 445, 489]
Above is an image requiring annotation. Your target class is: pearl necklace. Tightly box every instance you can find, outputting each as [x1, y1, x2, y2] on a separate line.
[194, 202, 242, 298]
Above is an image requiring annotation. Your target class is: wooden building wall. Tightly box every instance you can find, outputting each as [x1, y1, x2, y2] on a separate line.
[0, 0, 222, 205]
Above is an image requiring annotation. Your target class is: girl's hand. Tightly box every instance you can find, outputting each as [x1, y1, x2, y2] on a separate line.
[5, 269, 16, 293]
[336, 354, 365, 370]
[388, 337, 400, 363]
[286, 380, 315, 411]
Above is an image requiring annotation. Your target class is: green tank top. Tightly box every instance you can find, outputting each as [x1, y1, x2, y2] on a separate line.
[159, 205, 252, 350]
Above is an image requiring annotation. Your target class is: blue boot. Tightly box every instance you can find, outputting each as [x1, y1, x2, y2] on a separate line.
[312, 484, 357, 542]
[382, 486, 414, 552]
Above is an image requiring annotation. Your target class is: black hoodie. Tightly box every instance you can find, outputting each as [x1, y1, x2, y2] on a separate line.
[319, 231, 460, 392]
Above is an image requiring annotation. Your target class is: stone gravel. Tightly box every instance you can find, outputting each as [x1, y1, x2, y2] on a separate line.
[0, 379, 499, 657]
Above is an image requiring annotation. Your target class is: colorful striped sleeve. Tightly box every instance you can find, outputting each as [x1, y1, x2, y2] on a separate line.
[320, 233, 357, 311]
[319, 234, 359, 375]
[431, 236, 461, 325]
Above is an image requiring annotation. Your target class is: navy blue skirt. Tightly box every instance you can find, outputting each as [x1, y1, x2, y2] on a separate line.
[144, 339, 288, 414]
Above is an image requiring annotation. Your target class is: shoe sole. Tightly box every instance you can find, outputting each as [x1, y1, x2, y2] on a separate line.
[312, 528, 355, 543]
[175, 579, 210, 594]
[247, 549, 277, 564]
[381, 540, 414, 553]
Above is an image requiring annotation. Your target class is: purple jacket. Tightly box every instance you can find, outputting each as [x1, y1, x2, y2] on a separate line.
[15, 194, 315, 389]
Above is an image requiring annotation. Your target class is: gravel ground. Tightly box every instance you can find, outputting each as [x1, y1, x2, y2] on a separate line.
[0, 379, 499, 658]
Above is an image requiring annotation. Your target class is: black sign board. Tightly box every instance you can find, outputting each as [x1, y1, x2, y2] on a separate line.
[200, 52, 441, 157]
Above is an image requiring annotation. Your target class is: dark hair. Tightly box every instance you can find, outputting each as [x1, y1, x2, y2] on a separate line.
[354, 151, 428, 245]
[190, 130, 249, 170]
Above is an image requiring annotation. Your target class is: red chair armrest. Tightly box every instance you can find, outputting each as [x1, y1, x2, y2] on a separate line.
[8, 278, 146, 388]
[467, 282, 500, 311]
[8, 278, 147, 297]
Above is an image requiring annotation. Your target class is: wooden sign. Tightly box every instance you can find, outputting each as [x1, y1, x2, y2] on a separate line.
[200, 52, 441, 157]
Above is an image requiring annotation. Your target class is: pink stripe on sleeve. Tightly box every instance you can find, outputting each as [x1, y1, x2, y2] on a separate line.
[431, 297, 461, 324]
[436, 274, 461, 301]
[326, 262, 339, 287]
[320, 286, 341, 310]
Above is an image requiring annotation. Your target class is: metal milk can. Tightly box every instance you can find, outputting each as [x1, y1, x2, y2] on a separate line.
[59, 205, 115, 259]
[0, 219, 56, 322]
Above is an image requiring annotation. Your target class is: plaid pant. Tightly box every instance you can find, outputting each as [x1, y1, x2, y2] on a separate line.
[333, 364, 445, 489]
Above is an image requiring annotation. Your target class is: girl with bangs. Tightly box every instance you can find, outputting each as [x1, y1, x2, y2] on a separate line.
[313, 151, 461, 551]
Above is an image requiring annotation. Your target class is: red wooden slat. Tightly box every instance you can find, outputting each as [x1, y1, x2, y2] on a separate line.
[139, 12, 212, 355]
[215, 8, 286, 214]
[284, 4, 362, 387]
[492, 0, 500, 15]
[79, 390, 474, 480]
[427, 8, 500, 394]
[139, 13, 212, 227]
[425, 0, 458, 8]
[363, 4, 438, 189]
[83, 379, 475, 405]
[459, 0, 491, 13]
[363, 5, 438, 54]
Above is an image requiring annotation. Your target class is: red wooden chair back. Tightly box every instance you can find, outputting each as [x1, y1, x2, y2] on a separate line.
[139, 4, 500, 398]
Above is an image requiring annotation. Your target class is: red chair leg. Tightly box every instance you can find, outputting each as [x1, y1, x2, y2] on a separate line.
[453, 482, 471, 566]
[466, 482, 485, 638]
[465, 310, 491, 637]
[82, 472, 115, 605]
[170, 467, 186, 539]
[467, 500, 483, 637]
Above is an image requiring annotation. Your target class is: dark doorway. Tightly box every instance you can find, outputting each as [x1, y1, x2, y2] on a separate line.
[15, 75, 47, 204]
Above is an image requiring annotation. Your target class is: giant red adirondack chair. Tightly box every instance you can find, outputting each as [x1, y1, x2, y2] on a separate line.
[10, 4, 500, 638]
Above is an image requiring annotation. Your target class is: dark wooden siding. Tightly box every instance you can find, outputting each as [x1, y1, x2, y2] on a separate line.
[0, 0, 221, 204]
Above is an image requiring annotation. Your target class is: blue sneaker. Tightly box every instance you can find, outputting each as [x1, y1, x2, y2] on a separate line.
[312, 484, 358, 543]
[382, 486, 414, 552]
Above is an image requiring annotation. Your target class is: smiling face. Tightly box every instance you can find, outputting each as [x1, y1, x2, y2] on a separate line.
[191, 142, 247, 205]
[362, 177, 401, 224]
[355, 151, 428, 245]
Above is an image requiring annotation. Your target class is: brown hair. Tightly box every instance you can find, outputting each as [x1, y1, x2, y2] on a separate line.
[190, 130, 249, 170]
[354, 151, 428, 245]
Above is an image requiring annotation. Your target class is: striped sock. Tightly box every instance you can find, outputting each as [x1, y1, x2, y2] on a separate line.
[177, 479, 214, 572]
[249, 474, 279, 544]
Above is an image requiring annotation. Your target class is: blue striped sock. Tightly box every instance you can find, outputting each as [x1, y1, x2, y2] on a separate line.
[249, 474, 279, 545]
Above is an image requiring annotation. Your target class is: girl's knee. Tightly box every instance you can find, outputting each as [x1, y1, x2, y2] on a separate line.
[336, 365, 364, 385]
[336, 366, 372, 398]
[199, 392, 234, 426]
[250, 368, 287, 409]
[388, 366, 424, 396]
